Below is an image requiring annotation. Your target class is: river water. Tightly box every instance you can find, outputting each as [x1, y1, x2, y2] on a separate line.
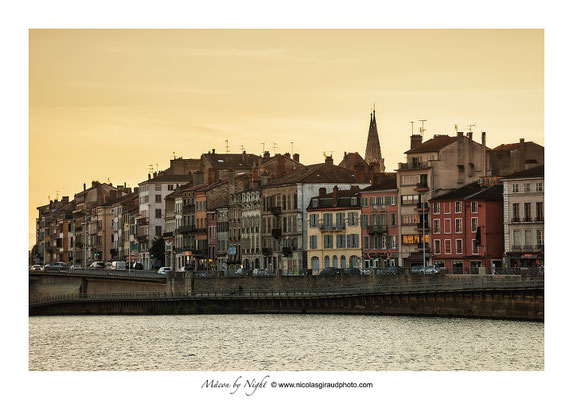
[29, 314, 543, 371]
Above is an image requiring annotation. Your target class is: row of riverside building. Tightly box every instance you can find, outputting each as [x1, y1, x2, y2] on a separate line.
[34, 111, 544, 274]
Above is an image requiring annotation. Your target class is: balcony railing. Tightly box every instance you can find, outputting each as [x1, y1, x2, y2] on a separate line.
[136, 217, 149, 226]
[367, 224, 388, 234]
[282, 247, 294, 256]
[398, 161, 429, 170]
[177, 225, 195, 234]
[320, 224, 345, 232]
[414, 182, 429, 192]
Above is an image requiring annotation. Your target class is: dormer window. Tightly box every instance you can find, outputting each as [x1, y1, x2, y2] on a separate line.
[351, 197, 357, 206]
[312, 199, 319, 208]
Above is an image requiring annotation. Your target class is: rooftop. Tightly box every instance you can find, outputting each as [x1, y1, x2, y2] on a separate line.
[405, 135, 457, 155]
[502, 165, 544, 180]
[266, 162, 357, 187]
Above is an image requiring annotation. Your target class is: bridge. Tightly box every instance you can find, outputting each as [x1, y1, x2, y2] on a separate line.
[29, 271, 543, 320]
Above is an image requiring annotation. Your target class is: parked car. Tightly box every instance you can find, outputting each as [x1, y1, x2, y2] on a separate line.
[361, 268, 373, 276]
[89, 261, 105, 269]
[342, 267, 361, 276]
[157, 267, 171, 275]
[70, 265, 83, 271]
[30, 264, 44, 271]
[319, 267, 339, 276]
[382, 265, 404, 275]
[111, 261, 127, 270]
[252, 268, 268, 277]
[132, 262, 144, 270]
[44, 262, 67, 271]
[410, 265, 426, 275]
[234, 268, 246, 276]
[424, 265, 441, 275]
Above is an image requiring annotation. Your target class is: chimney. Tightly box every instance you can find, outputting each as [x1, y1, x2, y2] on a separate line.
[325, 155, 333, 165]
[62, 196, 69, 204]
[284, 152, 290, 159]
[468, 131, 473, 142]
[212, 148, 216, 154]
[319, 187, 327, 196]
[148, 173, 151, 180]
[134, 187, 139, 194]
[83, 183, 86, 191]
[519, 138, 526, 170]
[208, 168, 215, 184]
[457, 132, 464, 166]
[332, 186, 339, 206]
[264, 151, 270, 159]
[153, 171, 157, 178]
[482, 132, 487, 177]
[293, 153, 300, 163]
[468, 132, 473, 173]
[410, 134, 423, 150]
[92, 181, 98, 188]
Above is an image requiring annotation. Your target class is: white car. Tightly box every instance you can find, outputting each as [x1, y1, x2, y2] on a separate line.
[157, 267, 172, 275]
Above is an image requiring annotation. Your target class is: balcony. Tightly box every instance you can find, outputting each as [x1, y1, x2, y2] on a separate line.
[177, 225, 195, 234]
[511, 245, 522, 251]
[398, 161, 429, 170]
[320, 224, 345, 232]
[272, 228, 282, 239]
[136, 217, 149, 226]
[414, 202, 429, 212]
[414, 182, 429, 192]
[367, 224, 388, 234]
[511, 217, 521, 223]
[262, 247, 273, 256]
[270, 206, 281, 216]
[137, 234, 148, 242]
[282, 247, 294, 256]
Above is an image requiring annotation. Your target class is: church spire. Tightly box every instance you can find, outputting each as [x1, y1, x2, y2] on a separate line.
[364, 108, 385, 172]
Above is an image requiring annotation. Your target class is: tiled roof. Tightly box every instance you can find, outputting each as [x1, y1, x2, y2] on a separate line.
[493, 141, 543, 151]
[139, 174, 193, 185]
[431, 181, 503, 201]
[306, 188, 362, 210]
[266, 162, 356, 186]
[405, 135, 457, 154]
[338, 152, 367, 169]
[202, 153, 261, 170]
[362, 174, 397, 191]
[502, 165, 544, 180]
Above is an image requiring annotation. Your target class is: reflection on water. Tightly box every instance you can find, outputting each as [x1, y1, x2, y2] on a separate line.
[29, 314, 543, 371]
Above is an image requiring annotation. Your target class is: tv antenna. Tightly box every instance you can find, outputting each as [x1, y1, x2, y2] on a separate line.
[468, 123, 477, 132]
[272, 142, 277, 154]
[55, 190, 59, 201]
[290, 141, 294, 154]
[225, 140, 230, 153]
[410, 121, 415, 135]
[260, 142, 265, 153]
[323, 151, 334, 158]
[172, 152, 177, 160]
[148, 164, 154, 173]
[419, 119, 427, 137]
[240, 145, 245, 152]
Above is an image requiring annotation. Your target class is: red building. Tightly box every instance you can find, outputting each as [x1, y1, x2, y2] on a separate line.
[429, 182, 504, 274]
[360, 179, 399, 269]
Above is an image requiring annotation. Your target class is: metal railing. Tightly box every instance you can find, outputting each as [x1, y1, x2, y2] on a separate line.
[30, 277, 543, 307]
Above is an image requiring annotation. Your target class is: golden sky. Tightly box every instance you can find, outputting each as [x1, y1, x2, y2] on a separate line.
[29, 29, 543, 247]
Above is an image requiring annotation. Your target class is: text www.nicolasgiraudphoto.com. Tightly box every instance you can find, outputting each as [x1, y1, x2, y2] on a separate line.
[201, 376, 374, 396]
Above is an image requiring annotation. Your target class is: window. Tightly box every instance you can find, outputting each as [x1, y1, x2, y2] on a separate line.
[361, 214, 368, 227]
[433, 219, 440, 234]
[347, 234, 359, 248]
[309, 235, 317, 249]
[524, 183, 531, 192]
[361, 197, 368, 207]
[323, 213, 333, 228]
[537, 230, 544, 246]
[472, 239, 479, 254]
[324, 235, 334, 249]
[513, 230, 521, 246]
[471, 201, 478, 213]
[524, 203, 532, 221]
[312, 199, 318, 208]
[443, 202, 451, 214]
[512, 183, 519, 193]
[433, 239, 441, 254]
[168, 184, 174, 191]
[155, 184, 161, 191]
[336, 234, 346, 249]
[324, 256, 330, 268]
[536, 182, 543, 192]
[455, 218, 462, 233]
[390, 213, 396, 226]
[348, 212, 358, 226]
[512, 203, 520, 221]
[364, 236, 369, 249]
[455, 201, 462, 213]
[455, 239, 463, 254]
[309, 214, 318, 228]
[351, 197, 358, 206]
[401, 214, 420, 225]
[471, 217, 478, 233]
[155, 226, 162, 237]
[433, 202, 440, 214]
[536, 202, 543, 221]
[155, 209, 162, 218]
[401, 195, 420, 205]
[444, 239, 451, 254]
[401, 175, 419, 186]
[524, 230, 533, 246]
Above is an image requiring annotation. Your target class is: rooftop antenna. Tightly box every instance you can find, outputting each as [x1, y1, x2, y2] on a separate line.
[172, 152, 176, 160]
[260, 142, 265, 153]
[107, 177, 111, 184]
[272, 142, 277, 154]
[55, 190, 59, 201]
[148, 164, 154, 173]
[468, 123, 477, 132]
[156, 163, 158, 172]
[455, 124, 459, 132]
[323, 151, 334, 158]
[225, 140, 230, 153]
[419, 119, 427, 137]
[410, 121, 415, 135]
[290, 141, 294, 154]
[240, 145, 245, 152]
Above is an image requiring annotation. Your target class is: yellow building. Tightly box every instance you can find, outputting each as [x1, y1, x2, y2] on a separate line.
[306, 186, 362, 273]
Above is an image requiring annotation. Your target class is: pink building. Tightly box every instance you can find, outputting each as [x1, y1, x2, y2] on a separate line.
[360, 179, 399, 269]
[429, 182, 504, 274]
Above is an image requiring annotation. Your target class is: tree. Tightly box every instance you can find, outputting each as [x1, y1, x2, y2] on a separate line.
[149, 237, 165, 268]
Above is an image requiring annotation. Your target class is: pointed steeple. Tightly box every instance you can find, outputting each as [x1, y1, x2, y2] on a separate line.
[364, 108, 385, 172]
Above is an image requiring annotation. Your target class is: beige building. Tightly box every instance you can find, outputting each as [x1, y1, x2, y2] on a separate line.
[306, 186, 363, 273]
[502, 165, 544, 271]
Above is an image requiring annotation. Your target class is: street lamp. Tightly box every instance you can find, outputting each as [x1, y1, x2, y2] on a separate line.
[421, 188, 441, 269]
